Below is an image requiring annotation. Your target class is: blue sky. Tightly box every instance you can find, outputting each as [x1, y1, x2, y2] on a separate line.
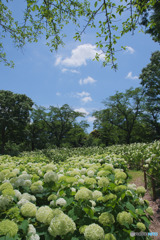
[1, 2, 160, 132]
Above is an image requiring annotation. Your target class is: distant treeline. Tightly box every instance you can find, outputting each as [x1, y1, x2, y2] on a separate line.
[0, 51, 160, 155]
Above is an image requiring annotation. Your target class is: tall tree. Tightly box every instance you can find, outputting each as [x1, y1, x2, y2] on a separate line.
[139, 51, 160, 138]
[140, 1, 160, 43]
[0, 90, 33, 154]
[0, 0, 158, 68]
[37, 104, 84, 147]
[102, 88, 143, 144]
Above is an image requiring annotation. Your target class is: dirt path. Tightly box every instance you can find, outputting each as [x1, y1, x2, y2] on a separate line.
[130, 174, 160, 239]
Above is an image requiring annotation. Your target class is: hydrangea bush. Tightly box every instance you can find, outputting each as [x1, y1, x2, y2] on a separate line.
[0, 149, 154, 240]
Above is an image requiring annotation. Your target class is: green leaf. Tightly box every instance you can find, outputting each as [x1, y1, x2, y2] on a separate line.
[19, 220, 29, 234]
[141, 216, 150, 224]
[126, 202, 135, 212]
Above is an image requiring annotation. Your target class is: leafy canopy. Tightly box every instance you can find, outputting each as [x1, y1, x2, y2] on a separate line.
[0, 0, 158, 68]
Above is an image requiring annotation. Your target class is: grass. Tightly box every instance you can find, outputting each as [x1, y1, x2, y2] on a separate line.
[127, 170, 144, 184]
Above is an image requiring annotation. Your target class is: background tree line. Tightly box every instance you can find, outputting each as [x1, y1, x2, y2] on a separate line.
[0, 51, 160, 155]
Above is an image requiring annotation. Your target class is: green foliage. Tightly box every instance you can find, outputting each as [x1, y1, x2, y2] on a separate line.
[0, 149, 154, 239]
[139, 51, 160, 139]
[0, 90, 33, 155]
[0, 0, 159, 68]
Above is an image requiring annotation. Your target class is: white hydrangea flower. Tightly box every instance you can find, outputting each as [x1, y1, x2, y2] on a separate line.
[84, 223, 105, 240]
[92, 190, 103, 200]
[56, 198, 67, 206]
[48, 213, 76, 237]
[20, 193, 36, 202]
[58, 174, 64, 179]
[17, 199, 29, 207]
[29, 234, 40, 240]
[127, 183, 137, 191]
[12, 169, 20, 175]
[14, 189, 22, 200]
[71, 187, 76, 192]
[78, 179, 85, 184]
[89, 200, 96, 207]
[36, 206, 54, 225]
[50, 200, 55, 207]
[44, 171, 58, 183]
[81, 168, 87, 174]
[24, 180, 32, 187]
[28, 224, 36, 235]
[87, 170, 94, 177]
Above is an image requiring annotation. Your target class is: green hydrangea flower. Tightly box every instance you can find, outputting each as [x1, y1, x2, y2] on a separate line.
[115, 172, 127, 180]
[99, 212, 115, 226]
[98, 177, 109, 188]
[92, 190, 103, 200]
[117, 211, 133, 225]
[79, 225, 87, 234]
[75, 188, 93, 201]
[30, 181, 43, 193]
[146, 207, 154, 215]
[48, 213, 76, 237]
[84, 177, 96, 185]
[0, 182, 13, 191]
[36, 206, 54, 225]
[97, 170, 110, 177]
[136, 222, 146, 231]
[136, 186, 146, 196]
[2, 188, 15, 197]
[104, 164, 113, 172]
[0, 220, 18, 237]
[105, 233, 116, 240]
[48, 194, 57, 201]
[44, 171, 58, 183]
[21, 202, 37, 217]
[114, 185, 127, 192]
[84, 223, 105, 240]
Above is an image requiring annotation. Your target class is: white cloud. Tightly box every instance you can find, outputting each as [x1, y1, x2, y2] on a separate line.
[125, 72, 139, 80]
[56, 92, 61, 96]
[76, 91, 90, 98]
[62, 68, 80, 74]
[82, 96, 93, 103]
[126, 46, 135, 54]
[55, 44, 105, 67]
[87, 116, 96, 122]
[74, 108, 89, 115]
[55, 56, 62, 66]
[79, 76, 96, 85]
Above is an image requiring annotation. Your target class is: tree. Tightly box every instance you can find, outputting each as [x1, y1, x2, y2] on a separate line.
[0, 0, 158, 68]
[93, 109, 124, 145]
[101, 88, 143, 144]
[139, 51, 160, 138]
[27, 107, 49, 151]
[0, 90, 33, 154]
[140, 1, 160, 43]
[36, 104, 84, 147]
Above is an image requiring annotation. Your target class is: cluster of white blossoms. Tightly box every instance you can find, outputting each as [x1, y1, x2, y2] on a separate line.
[27, 224, 40, 240]
[48, 212, 76, 237]
[75, 187, 93, 201]
[117, 211, 133, 225]
[99, 212, 115, 226]
[0, 220, 18, 237]
[0, 150, 155, 239]
[84, 223, 105, 240]
[36, 206, 54, 225]
[44, 171, 58, 183]
[21, 202, 37, 217]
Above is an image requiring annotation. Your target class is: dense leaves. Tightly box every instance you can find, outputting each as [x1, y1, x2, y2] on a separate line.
[0, 0, 159, 68]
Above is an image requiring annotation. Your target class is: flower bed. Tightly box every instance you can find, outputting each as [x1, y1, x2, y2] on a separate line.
[0, 153, 153, 239]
